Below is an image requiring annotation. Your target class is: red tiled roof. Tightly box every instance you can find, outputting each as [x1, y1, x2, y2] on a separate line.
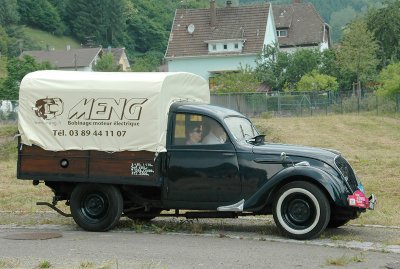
[165, 4, 270, 58]
[273, 3, 329, 47]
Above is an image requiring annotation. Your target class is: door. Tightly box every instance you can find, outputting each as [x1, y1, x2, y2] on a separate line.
[165, 113, 241, 207]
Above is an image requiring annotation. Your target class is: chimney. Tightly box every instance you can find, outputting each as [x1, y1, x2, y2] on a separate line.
[226, 0, 232, 7]
[210, 0, 216, 27]
[293, 0, 301, 3]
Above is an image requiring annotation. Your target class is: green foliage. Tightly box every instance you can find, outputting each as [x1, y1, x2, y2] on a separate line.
[0, 55, 7, 79]
[285, 49, 321, 89]
[0, 55, 53, 100]
[93, 53, 122, 72]
[336, 19, 379, 83]
[329, 6, 358, 43]
[377, 62, 400, 97]
[0, 26, 8, 56]
[214, 65, 260, 93]
[0, 0, 20, 26]
[296, 70, 338, 91]
[17, 0, 65, 35]
[130, 51, 164, 72]
[255, 44, 290, 91]
[256, 46, 342, 91]
[366, 0, 400, 67]
[67, 0, 129, 47]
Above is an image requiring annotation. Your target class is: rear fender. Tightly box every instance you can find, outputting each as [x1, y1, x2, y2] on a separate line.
[243, 166, 347, 212]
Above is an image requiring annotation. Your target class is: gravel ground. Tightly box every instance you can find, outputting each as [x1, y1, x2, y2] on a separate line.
[1, 211, 399, 252]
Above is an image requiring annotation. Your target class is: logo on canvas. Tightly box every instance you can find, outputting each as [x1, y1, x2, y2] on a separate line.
[33, 98, 64, 120]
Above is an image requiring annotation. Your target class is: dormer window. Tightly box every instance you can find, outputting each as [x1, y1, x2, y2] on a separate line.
[277, 29, 288, 37]
[206, 39, 245, 53]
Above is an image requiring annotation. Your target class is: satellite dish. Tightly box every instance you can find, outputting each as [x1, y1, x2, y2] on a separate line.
[187, 24, 195, 34]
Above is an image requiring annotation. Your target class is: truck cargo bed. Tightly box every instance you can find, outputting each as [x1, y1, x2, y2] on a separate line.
[17, 144, 161, 186]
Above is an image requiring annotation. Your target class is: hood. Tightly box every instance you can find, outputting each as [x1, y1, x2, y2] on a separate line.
[252, 143, 339, 164]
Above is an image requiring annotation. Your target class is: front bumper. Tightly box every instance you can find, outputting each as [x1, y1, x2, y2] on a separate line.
[348, 190, 376, 210]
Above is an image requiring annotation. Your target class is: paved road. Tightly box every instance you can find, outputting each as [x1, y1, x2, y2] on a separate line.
[0, 220, 399, 269]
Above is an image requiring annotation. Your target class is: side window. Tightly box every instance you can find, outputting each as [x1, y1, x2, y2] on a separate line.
[173, 113, 203, 145]
[173, 114, 228, 145]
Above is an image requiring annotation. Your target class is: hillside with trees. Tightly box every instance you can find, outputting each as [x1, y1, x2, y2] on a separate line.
[0, 0, 399, 100]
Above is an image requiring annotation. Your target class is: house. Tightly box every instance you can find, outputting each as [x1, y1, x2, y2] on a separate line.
[164, 0, 277, 83]
[21, 47, 130, 71]
[273, 0, 331, 53]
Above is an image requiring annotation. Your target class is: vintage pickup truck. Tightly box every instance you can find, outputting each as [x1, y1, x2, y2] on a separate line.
[17, 71, 375, 240]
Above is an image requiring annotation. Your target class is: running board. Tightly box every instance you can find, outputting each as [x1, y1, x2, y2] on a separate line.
[217, 199, 244, 212]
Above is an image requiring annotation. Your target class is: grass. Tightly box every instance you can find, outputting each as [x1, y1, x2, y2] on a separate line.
[38, 260, 51, 268]
[325, 253, 365, 266]
[23, 27, 81, 51]
[0, 114, 400, 227]
[0, 259, 19, 268]
[254, 114, 400, 227]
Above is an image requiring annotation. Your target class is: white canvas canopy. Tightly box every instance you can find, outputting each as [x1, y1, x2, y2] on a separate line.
[18, 71, 210, 152]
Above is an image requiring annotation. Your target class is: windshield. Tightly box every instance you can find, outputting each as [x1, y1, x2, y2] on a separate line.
[224, 116, 259, 142]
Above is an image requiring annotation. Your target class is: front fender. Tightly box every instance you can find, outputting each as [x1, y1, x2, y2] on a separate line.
[243, 166, 348, 212]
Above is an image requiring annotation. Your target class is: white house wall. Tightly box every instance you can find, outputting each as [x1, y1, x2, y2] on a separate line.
[264, 6, 278, 47]
[167, 55, 257, 81]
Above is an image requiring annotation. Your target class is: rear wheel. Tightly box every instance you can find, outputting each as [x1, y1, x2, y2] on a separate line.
[273, 181, 330, 240]
[70, 184, 123, 231]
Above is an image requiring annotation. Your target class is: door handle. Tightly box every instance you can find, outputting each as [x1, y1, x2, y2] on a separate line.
[222, 153, 235, 157]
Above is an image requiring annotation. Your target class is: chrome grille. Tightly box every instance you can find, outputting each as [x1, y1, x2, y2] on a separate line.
[335, 156, 358, 191]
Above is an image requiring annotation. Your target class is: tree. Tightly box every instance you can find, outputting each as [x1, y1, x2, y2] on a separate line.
[93, 53, 122, 72]
[0, 0, 19, 26]
[329, 6, 357, 43]
[255, 44, 290, 91]
[17, 0, 66, 35]
[213, 65, 259, 93]
[285, 49, 321, 90]
[377, 62, 400, 97]
[296, 70, 338, 92]
[130, 51, 163, 72]
[0, 26, 8, 56]
[0, 55, 52, 100]
[336, 19, 379, 93]
[366, 0, 400, 68]
[67, 0, 129, 47]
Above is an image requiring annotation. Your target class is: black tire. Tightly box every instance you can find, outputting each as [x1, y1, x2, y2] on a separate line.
[327, 218, 350, 228]
[124, 208, 162, 222]
[273, 181, 330, 240]
[70, 184, 123, 232]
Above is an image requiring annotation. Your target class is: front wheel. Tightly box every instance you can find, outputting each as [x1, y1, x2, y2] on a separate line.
[70, 184, 123, 232]
[273, 181, 330, 240]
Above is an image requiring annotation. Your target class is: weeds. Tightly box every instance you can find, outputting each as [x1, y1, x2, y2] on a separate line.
[326, 253, 365, 266]
[0, 259, 19, 268]
[38, 260, 51, 268]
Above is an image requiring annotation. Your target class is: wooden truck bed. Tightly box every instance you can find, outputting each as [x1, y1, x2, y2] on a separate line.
[17, 144, 161, 187]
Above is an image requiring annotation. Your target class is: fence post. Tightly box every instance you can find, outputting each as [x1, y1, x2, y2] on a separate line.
[326, 93, 328, 116]
[397, 94, 400, 113]
[376, 95, 379, 116]
[278, 92, 281, 115]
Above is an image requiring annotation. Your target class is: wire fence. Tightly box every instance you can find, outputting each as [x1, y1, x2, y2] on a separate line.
[210, 91, 400, 118]
[1, 92, 400, 124]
